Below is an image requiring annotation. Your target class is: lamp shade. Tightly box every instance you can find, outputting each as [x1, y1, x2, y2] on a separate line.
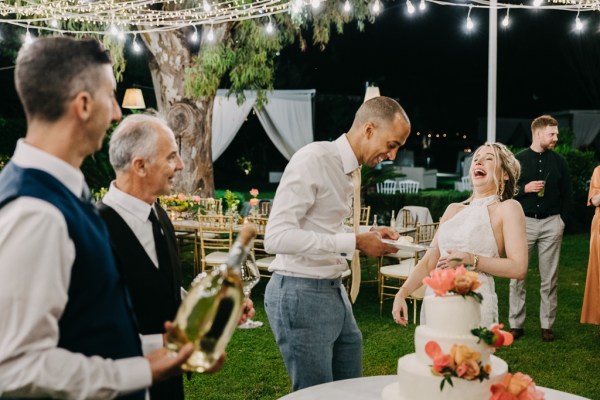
[363, 86, 380, 103]
[122, 88, 146, 109]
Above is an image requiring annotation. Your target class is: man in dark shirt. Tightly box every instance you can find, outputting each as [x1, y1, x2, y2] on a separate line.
[509, 115, 573, 342]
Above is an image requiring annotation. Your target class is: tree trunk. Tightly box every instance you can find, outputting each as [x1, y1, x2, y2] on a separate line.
[140, 25, 231, 196]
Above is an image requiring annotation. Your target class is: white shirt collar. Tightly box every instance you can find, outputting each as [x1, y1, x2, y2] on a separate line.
[103, 181, 154, 222]
[11, 139, 86, 197]
[335, 134, 360, 175]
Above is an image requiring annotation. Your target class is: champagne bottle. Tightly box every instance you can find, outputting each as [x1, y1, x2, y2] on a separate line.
[390, 210, 395, 229]
[166, 224, 257, 372]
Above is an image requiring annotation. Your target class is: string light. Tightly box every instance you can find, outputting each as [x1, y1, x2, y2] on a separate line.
[311, 0, 321, 10]
[265, 17, 274, 34]
[419, 0, 426, 11]
[343, 0, 352, 13]
[406, 0, 416, 14]
[533, 0, 543, 7]
[206, 25, 215, 41]
[466, 6, 474, 31]
[190, 25, 199, 42]
[24, 25, 33, 45]
[502, 8, 510, 27]
[203, 0, 211, 13]
[132, 34, 142, 53]
[372, 0, 381, 15]
[575, 10, 583, 31]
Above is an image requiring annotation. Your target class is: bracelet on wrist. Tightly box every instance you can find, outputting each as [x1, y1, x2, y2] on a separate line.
[472, 253, 479, 271]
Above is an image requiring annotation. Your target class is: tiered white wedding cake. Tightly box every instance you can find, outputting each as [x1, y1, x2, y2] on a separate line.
[382, 267, 515, 400]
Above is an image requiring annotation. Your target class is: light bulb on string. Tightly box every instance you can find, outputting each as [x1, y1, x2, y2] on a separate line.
[50, 19, 59, 28]
[502, 8, 510, 27]
[207, 25, 215, 41]
[466, 7, 474, 31]
[406, 0, 415, 14]
[190, 25, 199, 42]
[343, 0, 352, 13]
[311, 0, 321, 10]
[203, 0, 211, 12]
[265, 17, 274, 34]
[132, 34, 141, 53]
[575, 11, 583, 31]
[108, 24, 119, 36]
[291, 0, 303, 14]
[533, 0, 543, 7]
[372, 0, 381, 15]
[24, 29, 33, 45]
[419, 0, 426, 11]
[117, 29, 125, 42]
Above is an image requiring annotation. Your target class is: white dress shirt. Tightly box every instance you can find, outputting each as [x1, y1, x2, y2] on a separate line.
[264, 134, 358, 279]
[0, 140, 152, 399]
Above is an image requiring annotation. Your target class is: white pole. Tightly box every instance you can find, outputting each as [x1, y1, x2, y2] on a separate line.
[487, 0, 498, 143]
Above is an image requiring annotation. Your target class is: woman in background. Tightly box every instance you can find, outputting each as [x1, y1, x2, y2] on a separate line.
[581, 165, 600, 329]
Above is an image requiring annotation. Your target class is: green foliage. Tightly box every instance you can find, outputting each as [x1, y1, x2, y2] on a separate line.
[186, 1, 374, 104]
[214, 189, 244, 211]
[0, 154, 9, 171]
[80, 123, 117, 190]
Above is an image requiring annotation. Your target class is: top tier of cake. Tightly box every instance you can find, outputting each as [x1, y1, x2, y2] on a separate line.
[423, 294, 481, 335]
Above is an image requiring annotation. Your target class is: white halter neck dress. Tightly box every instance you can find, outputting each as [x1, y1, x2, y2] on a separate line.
[422, 195, 500, 327]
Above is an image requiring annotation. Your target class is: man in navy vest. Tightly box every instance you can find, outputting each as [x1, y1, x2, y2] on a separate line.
[0, 37, 193, 399]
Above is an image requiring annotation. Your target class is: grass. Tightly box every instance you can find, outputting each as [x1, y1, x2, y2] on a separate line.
[180, 233, 600, 399]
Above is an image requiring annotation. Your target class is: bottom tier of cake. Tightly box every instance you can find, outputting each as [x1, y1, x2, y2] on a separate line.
[381, 354, 508, 400]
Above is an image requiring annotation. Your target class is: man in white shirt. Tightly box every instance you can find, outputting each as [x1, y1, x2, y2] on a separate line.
[99, 114, 256, 399]
[264, 96, 411, 391]
[0, 37, 192, 399]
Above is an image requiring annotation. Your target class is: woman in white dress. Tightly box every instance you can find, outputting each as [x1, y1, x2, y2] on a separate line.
[392, 143, 528, 327]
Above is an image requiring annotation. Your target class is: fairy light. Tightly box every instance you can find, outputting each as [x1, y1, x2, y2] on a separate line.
[406, 0, 415, 14]
[575, 10, 583, 31]
[419, 0, 426, 11]
[372, 0, 381, 15]
[190, 25, 199, 42]
[311, 0, 321, 10]
[533, 0, 543, 7]
[132, 34, 141, 52]
[265, 17, 274, 34]
[466, 6, 474, 31]
[203, 0, 211, 13]
[24, 26, 33, 45]
[206, 25, 214, 41]
[343, 0, 352, 13]
[502, 8, 510, 27]
[49, 19, 59, 28]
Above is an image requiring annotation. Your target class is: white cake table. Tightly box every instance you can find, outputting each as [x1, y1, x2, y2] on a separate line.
[278, 375, 590, 400]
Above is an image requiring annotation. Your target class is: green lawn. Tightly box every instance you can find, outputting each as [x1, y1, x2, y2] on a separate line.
[181, 233, 599, 399]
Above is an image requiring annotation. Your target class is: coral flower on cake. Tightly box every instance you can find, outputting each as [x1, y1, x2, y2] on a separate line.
[423, 265, 483, 302]
[490, 373, 545, 400]
[471, 324, 514, 349]
[425, 340, 490, 389]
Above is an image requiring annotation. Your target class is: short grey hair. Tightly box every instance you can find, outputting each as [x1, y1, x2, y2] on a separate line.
[109, 114, 170, 172]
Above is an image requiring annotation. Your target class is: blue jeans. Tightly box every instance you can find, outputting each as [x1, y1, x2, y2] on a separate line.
[265, 273, 363, 391]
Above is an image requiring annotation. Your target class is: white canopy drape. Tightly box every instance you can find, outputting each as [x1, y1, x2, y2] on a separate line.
[211, 89, 315, 161]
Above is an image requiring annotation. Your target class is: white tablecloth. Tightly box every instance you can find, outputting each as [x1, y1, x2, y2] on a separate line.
[279, 375, 589, 400]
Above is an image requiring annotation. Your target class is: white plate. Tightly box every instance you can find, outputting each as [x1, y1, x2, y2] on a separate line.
[382, 239, 429, 252]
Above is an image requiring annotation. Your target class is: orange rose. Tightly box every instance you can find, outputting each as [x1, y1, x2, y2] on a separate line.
[454, 274, 474, 295]
[451, 344, 480, 365]
[456, 359, 481, 380]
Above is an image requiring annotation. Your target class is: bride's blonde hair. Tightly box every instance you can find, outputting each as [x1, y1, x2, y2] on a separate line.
[472, 143, 521, 202]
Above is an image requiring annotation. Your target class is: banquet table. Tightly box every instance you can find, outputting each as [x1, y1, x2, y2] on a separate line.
[278, 375, 590, 400]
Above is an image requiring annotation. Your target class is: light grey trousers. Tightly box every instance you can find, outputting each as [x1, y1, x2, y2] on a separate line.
[509, 214, 565, 330]
[265, 273, 363, 391]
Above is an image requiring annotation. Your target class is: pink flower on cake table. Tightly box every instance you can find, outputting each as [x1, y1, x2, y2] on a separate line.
[192, 195, 201, 203]
[177, 193, 187, 201]
[490, 373, 545, 400]
[249, 188, 259, 197]
[423, 268, 457, 296]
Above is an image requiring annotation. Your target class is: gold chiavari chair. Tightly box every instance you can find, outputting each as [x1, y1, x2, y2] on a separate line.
[260, 201, 272, 217]
[378, 222, 440, 316]
[247, 216, 274, 279]
[197, 214, 233, 274]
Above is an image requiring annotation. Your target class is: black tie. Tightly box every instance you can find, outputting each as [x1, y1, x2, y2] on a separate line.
[148, 208, 170, 270]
